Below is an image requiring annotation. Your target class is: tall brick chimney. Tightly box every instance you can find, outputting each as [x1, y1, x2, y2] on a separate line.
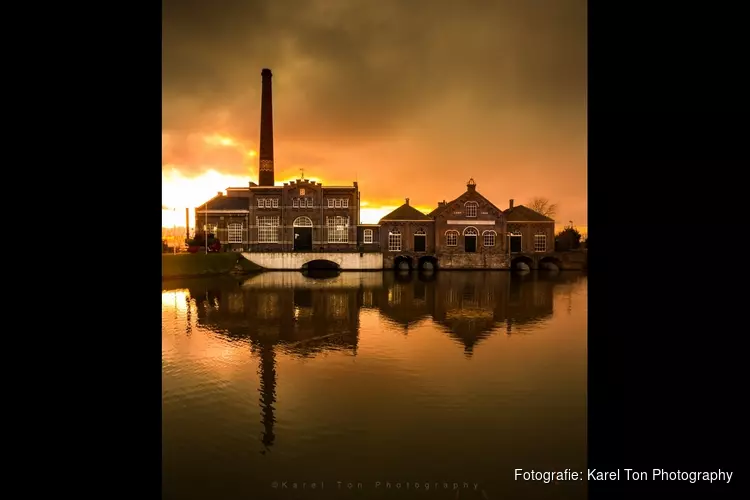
[258, 68, 275, 186]
[509, 199, 514, 209]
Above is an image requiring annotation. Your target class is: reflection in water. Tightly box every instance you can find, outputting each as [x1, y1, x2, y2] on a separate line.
[163, 271, 587, 500]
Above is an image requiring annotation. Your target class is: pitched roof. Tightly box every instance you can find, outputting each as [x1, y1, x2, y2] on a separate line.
[429, 189, 503, 219]
[379, 203, 432, 222]
[195, 195, 249, 211]
[503, 205, 555, 222]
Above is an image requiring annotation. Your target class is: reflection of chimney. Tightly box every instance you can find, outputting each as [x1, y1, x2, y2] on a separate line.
[258, 68, 275, 186]
[509, 199, 514, 209]
[258, 343, 277, 452]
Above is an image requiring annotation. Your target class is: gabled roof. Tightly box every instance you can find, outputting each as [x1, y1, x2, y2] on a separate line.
[379, 202, 432, 223]
[195, 195, 249, 211]
[429, 188, 503, 219]
[503, 205, 555, 222]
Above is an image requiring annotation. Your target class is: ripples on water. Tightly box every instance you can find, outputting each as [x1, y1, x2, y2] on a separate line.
[162, 271, 587, 500]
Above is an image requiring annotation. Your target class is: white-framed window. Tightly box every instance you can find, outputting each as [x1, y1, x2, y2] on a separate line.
[482, 230, 496, 247]
[388, 230, 402, 252]
[363, 229, 373, 244]
[326, 216, 349, 243]
[257, 216, 280, 243]
[228, 223, 243, 243]
[293, 198, 299, 208]
[342, 198, 348, 208]
[257, 198, 264, 208]
[327, 199, 334, 208]
[465, 201, 479, 218]
[272, 198, 279, 208]
[264, 199, 271, 208]
[306, 197, 313, 208]
[445, 230, 459, 246]
[534, 233, 547, 252]
[335, 199, 342, 208]
[203, 224, 217, 234]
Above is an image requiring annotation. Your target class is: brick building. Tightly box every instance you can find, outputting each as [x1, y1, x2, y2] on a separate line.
[503, 200, 555, 254]
[378, 178, 509, 270]
[194, 68, 361, 252]
[192, 67, 557, 268]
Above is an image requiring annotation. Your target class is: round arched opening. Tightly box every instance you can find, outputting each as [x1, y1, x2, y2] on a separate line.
[511, 255, 534, 272]
[393, 255, 413, 271]
[418, 256, 439, 272]
[302, 259, 340, 271]
[539, 257, 563, 272]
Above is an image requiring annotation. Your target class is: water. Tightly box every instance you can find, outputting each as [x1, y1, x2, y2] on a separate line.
[162, 271, 587, 500]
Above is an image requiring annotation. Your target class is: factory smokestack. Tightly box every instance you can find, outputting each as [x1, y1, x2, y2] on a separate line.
[185, 208, 190, 241]
[258, 68, 275, 186]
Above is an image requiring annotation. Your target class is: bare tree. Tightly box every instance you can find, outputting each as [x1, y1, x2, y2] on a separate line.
[527, 197, 559, 219]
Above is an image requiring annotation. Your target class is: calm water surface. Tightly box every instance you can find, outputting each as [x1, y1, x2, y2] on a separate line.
[162, 271, 587, 500]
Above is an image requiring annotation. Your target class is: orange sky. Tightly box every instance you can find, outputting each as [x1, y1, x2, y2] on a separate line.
[162, 0, 587, 230]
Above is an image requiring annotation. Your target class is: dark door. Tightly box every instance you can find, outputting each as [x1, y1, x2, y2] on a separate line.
[509, 235, 522, 253]
[465, 235, 477, 253]
[414, 235, 426, 252]
[294, 227, 313, 251]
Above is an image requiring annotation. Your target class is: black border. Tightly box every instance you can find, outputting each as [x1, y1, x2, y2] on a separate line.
[40, 2, 744, 498]
[588, 2, 742, 498]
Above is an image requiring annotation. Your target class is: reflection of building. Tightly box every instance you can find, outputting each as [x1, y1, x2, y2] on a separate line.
[180, 271, 577, 450]
[370, 273, 435, 332]
[376, 272, 571, 356]
[185, 277, 363, 453]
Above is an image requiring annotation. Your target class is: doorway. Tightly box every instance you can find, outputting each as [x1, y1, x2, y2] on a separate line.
[509, 233, 522, 253]
[413, 230, 426, 252]
[464, 227, 478, 253]
[293, 216, 313, 252]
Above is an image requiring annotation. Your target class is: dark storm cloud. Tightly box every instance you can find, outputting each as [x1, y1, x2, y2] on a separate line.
[162, 0, 587, 222]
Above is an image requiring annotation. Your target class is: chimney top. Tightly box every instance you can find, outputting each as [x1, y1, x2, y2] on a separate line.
[405, 198, 410, 206]
[467, 178, 476, 191]
[217, 191, 223, 197]
[509, 199, 514, 209]
[261, 68, 272, 77]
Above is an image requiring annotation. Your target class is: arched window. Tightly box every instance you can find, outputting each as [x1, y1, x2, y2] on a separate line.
[463, 226, 478, 253]
[465, 201, 479, 218]
[482, 230, 496, 247]
[293, 216, 313, 227]
[445, 230, 459, 246]
[363, 229, 373, 244]
[388, 229, 402, 252]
